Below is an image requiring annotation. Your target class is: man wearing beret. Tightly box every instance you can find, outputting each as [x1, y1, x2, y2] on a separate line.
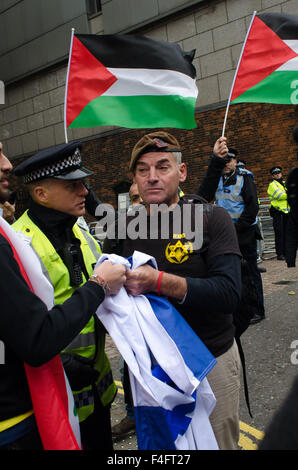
[104, 131, 242, 450]
[267, 166, 290, 260]
[12, 142, 117, 450]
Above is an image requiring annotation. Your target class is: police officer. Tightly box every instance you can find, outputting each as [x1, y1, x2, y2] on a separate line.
[267, 166, 290, 260]
[13, 141, 116, 450]
[197, 139, 265, 324]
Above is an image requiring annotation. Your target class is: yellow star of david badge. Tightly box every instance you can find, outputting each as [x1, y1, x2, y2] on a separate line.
[165, 239, 193, 264]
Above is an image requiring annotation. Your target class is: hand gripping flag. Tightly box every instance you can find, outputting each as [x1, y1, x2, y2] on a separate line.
[64, 33, 198, 133]
[223, 12, 298, 135]
[96, 251, 218, 450]
[0, 216, 81, 450]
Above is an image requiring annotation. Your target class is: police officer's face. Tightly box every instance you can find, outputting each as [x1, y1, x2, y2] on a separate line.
[34, 178, 89, 216]
[272, 171, 282, 180]
[133, 151, 186, 207]
[0, 142, 13, 203]
[223, 157, 237, 174]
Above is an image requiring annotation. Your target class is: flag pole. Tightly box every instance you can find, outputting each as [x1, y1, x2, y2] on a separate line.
[64, 28, 75, 144]
[222, 11, 257, 137]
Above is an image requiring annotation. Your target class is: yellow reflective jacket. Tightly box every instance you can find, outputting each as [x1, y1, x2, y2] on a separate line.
[267, 180, 289, 214]
[13, 211, 116, 422]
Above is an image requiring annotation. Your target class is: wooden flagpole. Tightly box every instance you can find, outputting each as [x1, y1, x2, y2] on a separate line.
[222, 11, 257, 137]
[64, 28, 75, 144]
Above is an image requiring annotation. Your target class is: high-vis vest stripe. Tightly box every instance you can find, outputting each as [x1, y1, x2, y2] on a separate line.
[13, 212, 116, 422]
[267, 180, 289, 214]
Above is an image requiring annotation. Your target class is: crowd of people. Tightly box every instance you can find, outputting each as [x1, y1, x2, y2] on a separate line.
[0, 129, 297, 451]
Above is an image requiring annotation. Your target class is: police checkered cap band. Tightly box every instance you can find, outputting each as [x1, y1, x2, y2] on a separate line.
[272, 167, 281, 174]
[24, 148, 82, 183]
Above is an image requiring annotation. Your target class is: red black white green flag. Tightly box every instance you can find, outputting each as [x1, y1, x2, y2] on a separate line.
[230, 12, 298, 105]
[65, 33, 198, 132]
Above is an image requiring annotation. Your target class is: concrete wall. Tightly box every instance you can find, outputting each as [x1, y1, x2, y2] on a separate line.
[1, 0, 298, 162]
[0, 0, 89, 84]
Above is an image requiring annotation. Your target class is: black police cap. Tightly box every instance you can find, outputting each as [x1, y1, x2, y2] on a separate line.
[227, 148, 238, 159]
[270, 166, 282, 175]
[13, 141, 93, 184]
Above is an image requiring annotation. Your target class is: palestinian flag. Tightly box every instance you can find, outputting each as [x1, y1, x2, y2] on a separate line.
[230, 12, 298, 105]
[65, 34, 198, 130]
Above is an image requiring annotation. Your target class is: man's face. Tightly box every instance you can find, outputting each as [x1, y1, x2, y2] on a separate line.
[272, 171, 282, 180]
[223, 157, 237, 174]
[0, 142, 13, 203]
[129, 183, 143, 206]
[33, 178, 89, 217]
[133, 151, 186, 207]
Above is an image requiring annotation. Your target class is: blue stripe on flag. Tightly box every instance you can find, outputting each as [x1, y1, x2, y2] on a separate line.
[146, 294, 217, 382]
[134, 403, 195, 450]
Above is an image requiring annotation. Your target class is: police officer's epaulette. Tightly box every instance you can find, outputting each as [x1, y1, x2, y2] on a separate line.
[238, 169, 253, 177]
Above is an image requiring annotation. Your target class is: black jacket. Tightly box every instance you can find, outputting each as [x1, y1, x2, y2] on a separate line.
[0, 233, 104, 421]
[285, 209, 298, 267]
[196, 155, 260, 247]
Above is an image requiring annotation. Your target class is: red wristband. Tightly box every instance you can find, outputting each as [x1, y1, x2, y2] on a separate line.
[157, 271, 164, 296]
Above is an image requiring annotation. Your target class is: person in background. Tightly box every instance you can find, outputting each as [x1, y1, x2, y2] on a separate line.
[128, 182, 143, 208]
[0, 143, 16, 224]
[197, 144, 265, 325]
[236, 160, 266, 273]
[267, 166, 290, 260]
[285, 166, 298, 268]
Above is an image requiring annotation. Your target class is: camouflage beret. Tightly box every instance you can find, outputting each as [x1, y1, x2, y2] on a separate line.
[130, 131, 181, 171]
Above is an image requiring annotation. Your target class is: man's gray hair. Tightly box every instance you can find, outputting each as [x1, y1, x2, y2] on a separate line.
[172, 151, 182, 164]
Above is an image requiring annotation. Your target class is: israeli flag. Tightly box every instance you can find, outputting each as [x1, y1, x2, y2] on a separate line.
[96, 251, 218, 450]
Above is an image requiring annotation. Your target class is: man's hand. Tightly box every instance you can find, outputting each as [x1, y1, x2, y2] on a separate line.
[0, 201, 15, 224]
[125, 264, 159, 296]
[125, 265, 187, 301]
[213, 137, 228, 158]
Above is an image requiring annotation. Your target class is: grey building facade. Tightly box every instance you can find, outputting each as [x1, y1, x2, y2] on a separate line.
[0, 0, 298, 162]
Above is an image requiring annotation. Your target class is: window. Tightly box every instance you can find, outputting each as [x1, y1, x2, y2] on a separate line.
[86, 0, 102, 16]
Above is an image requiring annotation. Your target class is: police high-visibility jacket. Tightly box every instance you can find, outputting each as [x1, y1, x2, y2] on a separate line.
[13, 211, 116, 422]
[215, 173, 257, 225]
[267, 180, 289, 214]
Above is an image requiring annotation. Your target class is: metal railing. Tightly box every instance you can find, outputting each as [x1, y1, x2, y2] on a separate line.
[257, 198, 276, 261]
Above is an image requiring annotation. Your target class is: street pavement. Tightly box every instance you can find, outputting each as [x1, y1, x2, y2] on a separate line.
[105, 258, 298, 450]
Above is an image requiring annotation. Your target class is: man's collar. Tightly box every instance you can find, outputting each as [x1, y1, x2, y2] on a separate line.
[28, 199, 77, 233]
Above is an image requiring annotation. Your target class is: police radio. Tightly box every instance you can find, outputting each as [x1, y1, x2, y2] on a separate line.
[63, 242, 83, 286]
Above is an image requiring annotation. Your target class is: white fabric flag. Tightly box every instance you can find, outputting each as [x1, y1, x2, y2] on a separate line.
[96, 251, 218, 450]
